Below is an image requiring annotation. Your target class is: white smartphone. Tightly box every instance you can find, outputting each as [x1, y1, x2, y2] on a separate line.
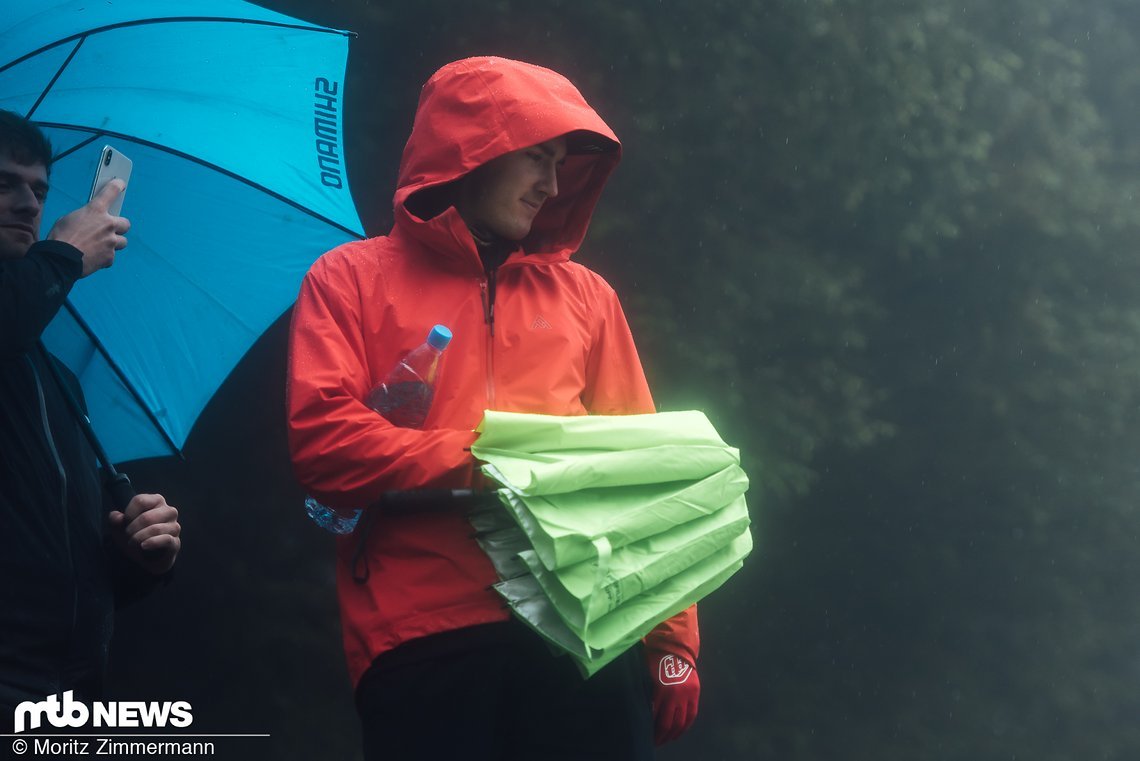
[89, 145, 132, 215]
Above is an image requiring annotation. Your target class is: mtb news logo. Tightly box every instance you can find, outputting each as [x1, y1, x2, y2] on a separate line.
[13, 691, 193, 734]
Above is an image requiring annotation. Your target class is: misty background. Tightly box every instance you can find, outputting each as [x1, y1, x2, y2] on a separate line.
[107, 1, 1140, 759]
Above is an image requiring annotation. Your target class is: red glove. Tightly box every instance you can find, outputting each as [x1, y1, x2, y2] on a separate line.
[646, 648, 701, 745]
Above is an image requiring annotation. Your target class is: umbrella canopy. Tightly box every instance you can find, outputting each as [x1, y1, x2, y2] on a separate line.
[471, 410, 754, 676]
[0, 0, 364, 463]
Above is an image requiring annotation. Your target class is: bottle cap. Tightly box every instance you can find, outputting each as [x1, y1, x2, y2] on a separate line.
[427, 324, 453, 350]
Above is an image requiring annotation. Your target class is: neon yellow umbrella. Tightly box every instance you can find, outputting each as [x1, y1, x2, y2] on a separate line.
[471, 410, 753, 676]
[498, 530, 752, 676]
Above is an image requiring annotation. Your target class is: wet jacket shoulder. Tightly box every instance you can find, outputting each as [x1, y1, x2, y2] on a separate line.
[1, 239, 83, 355]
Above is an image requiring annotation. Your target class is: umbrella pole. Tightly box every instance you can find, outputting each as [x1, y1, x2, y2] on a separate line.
[36, 341, 137, 510]
[62, 300, 183, 459]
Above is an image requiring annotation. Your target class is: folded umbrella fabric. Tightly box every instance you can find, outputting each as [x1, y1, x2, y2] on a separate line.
[477, 444, 741, 496]
[522, 494, 752, 631]
[497, 530, 753, 677]
[473, 410, 750, 570]
[470, 410, 754, 677]
[473, 410, 741, 495]
[475, 493, 751, 630]
[491, 464, 749, 572]
[473, 409, 731, 457]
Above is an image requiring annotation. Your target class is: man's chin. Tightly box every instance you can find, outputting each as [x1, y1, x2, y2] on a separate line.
[0, 234, 33, 260]
[501, 222, 532, 241]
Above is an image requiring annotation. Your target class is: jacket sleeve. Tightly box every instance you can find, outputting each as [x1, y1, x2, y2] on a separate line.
[286, 252, 478, 508]
[0, 240, 83, 358]
[644, 605, 700, 664]
[582, 278, 701, 665]
[581, 280, 653, 415]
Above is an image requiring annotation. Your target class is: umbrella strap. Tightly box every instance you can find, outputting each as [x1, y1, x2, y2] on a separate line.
[351, 505, 379, 584]
[352, 489, 485, 583]
[35, 341, 135, 510]
[582, 536, 612, 651]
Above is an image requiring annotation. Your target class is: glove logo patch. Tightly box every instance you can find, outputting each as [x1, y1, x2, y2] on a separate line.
[658, 654, 693, 685]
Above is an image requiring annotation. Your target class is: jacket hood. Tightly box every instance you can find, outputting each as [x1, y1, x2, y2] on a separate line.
[393, 57, 621, 262]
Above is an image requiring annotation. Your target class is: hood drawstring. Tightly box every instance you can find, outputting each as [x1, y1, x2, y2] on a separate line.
[351, 507, 378, 584]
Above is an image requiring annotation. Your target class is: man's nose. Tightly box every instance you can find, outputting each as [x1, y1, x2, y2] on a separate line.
[539, 164, 559, 198]
[12, 184, 42, 215]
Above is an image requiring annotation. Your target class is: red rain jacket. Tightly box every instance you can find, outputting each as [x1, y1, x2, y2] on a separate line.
[287, 57, 699, 687]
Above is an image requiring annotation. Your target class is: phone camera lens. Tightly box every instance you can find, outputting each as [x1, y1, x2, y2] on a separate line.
[104, 152, 111, 166]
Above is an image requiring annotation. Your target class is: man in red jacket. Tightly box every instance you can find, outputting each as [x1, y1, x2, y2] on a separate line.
[287, 57, 699, 759]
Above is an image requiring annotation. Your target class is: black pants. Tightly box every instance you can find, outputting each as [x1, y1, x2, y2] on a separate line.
[355, 620, 655, 761]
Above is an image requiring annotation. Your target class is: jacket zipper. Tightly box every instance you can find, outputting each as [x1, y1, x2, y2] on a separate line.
[480, 269, 498, 409]
[28, 356, 79, 657]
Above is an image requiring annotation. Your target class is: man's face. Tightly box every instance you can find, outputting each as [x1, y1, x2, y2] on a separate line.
[0, 155, 48, 260]
[458, 136, 568, 241]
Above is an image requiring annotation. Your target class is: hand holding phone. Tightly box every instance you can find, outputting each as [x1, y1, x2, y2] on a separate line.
[46, 146, 133, 276]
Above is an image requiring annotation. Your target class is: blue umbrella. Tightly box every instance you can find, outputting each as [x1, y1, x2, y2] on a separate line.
[0, 0, 365, 465]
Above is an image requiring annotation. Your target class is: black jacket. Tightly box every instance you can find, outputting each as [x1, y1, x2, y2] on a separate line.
[0, 240, 153, 710]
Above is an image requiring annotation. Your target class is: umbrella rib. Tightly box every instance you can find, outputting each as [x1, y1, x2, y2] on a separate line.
[51, 133, 102, 164]
[62, 299, 183, 459]
[25, 36, 84, 120]
[36, 123, 366, 239]
[0, 18, 353, 77]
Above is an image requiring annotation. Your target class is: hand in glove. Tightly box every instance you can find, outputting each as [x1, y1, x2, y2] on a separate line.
[646, 648, 701, 745]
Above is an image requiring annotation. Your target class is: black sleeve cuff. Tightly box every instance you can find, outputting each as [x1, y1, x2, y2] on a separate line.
[29, 239, 84, 274]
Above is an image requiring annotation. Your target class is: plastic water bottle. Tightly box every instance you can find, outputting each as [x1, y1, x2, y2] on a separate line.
[306, 325, 453, 534]
[305, 497, 361, 535]
[366, 324, 453, 427]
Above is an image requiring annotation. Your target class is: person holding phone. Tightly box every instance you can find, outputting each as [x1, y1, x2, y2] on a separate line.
[0, 109, 182, 728]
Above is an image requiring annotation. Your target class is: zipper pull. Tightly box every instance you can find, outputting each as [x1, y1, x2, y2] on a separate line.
[481, 270, 498, 338]
[480, 279, 491, 327]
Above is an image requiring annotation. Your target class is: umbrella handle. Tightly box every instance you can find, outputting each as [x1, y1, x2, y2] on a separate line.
[106, 471, 137, 512]
[372, 488, 484, 513]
